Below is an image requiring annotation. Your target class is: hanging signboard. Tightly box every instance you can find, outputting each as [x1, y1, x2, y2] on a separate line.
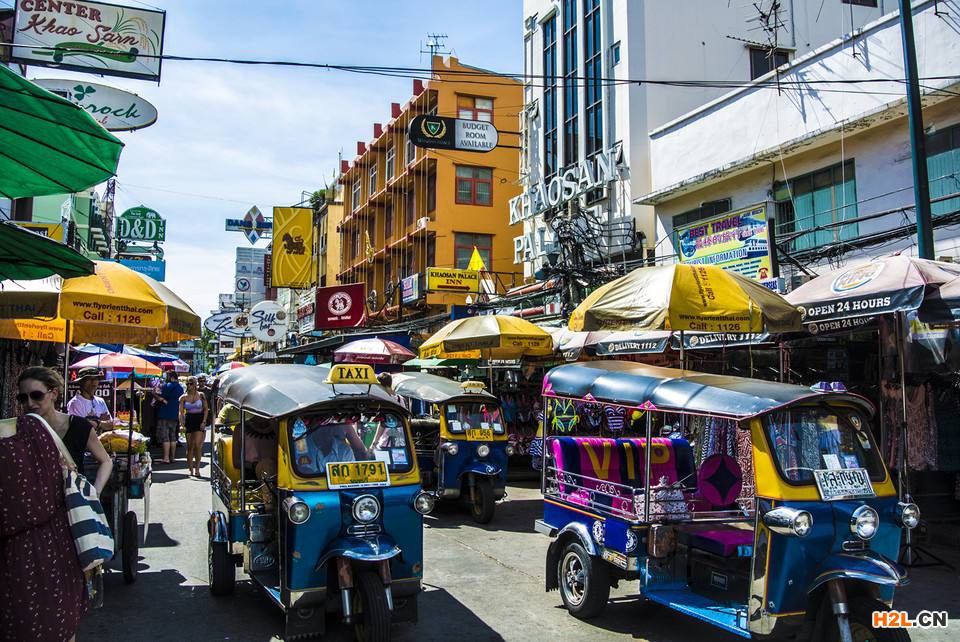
[11, 1, 166, 81]
[409, 115, 499, 153]
[117, 206, 165, 242]
[203, 311, 251, 338]
[401, 274, 420, 304]
[426, 268, 479, 293]
[249, 300, 288, 343]
[271, 207, 314, 288]
[18, 222, 64, 242]
[117, 258, 165, 281]
[675, 204, 776, 289]
[315, 283, 365, 330]
[225, 206, 271, 245]
[32, 79, 158, 131]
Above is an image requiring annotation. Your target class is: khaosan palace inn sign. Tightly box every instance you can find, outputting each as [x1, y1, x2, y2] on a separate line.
[510, 148, 618, 264]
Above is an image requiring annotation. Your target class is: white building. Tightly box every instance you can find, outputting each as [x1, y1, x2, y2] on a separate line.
[639, 0, 960, 283]
[234, 246, 268, 308]
[516, 0, 892, 278]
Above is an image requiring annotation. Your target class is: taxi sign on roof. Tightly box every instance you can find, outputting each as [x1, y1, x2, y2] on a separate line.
[325, 364, 378, 386]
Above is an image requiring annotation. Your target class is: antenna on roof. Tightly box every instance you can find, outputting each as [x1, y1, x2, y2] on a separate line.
[420, 33, 451, 61]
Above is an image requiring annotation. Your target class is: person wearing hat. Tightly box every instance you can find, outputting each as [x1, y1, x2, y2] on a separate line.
[66, 366, 115, 433]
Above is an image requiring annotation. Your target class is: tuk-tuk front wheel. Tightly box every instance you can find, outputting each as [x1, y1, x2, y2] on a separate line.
[468, 477, 495, 524]
[829, 597, 911, 642]
[208, 535, 235, 596]
[352, 570, 391, 642]
[558, 541, 609, 619]
[121, 511, 138, 584]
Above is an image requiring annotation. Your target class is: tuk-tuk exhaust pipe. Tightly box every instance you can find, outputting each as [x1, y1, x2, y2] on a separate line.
[827, 579, 854, 642]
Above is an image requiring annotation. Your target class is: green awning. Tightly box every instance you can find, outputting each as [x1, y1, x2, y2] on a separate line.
[0, 222, 94, 280]
[0, 65, 123, 199]
[404, 357, 477, 369]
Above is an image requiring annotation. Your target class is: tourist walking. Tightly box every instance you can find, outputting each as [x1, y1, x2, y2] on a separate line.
[152, 370, 183, 464]
[179, 376, 208, 477]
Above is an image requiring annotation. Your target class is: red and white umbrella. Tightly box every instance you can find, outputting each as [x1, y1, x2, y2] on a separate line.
[70, 352, 162, 375]
[159, 359, 190, 373]
[334, 338, 415, 365]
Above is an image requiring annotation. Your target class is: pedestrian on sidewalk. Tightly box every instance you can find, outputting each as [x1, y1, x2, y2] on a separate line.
[66, 367, 115, 433]
[179, 376, 208, 477]
[152, 370, 183, 464]
[1, 378, 90, 641]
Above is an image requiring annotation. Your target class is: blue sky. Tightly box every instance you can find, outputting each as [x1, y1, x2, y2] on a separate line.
[20, 0, 523, 317]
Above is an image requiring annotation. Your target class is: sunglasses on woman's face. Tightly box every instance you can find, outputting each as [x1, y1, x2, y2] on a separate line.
[16, 390, 49, 404]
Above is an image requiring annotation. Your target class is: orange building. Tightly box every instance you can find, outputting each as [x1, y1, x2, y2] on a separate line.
[337, 56, 522, 321]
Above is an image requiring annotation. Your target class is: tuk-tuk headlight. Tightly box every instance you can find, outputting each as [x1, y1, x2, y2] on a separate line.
[477, 444, 491, 458]
[505, 445, 515, 456]
[285, 497, 310, 525]
[851, 505, 879, 540]
[763, 506, 813, 537]
[897, 502, 920, 529]
[413, 490, 436, 515]
[441, 442, 459, 456]
[352, 495, 381, 524]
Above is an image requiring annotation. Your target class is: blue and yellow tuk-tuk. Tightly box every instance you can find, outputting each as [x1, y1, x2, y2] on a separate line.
[392, 372, 512, 523]
[208, 364, 434, 640]
[536, 361, 918, 640]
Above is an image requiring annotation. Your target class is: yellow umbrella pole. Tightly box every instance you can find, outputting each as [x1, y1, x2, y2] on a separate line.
[62, 320, 71, 411]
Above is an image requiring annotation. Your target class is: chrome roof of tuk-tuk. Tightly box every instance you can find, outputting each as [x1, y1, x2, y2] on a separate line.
[544, 361, 873, 420]
[217, 364, 407, 417]
[392, 372, 497, 404]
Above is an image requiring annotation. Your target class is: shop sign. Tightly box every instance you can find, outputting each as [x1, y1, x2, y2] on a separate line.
[804, 316, 875, 335]
[226, 207, 272, 245]
[401, 274, 420, 303]
[271, 207, 314, 288]
[315, 283, 365, 330]
[675, 204, 776, 289]
[249, 300, 288, 343]
[117, 206, 165, 242]
[594, 335, 670, 356]
[674, 332, 770, 350]
[235, 277, 251, 292]
[12, 0, 166, 81]
[117, 257, 165, 281]
[408, 115, 499, 153]
[509, 148, 617, 225]
[32, 79, 157, 131]
[18, 222, 63, 242]
[297, 303, 315, 320]
[426, 268, 479, 293]
[203, 311, 251, 338]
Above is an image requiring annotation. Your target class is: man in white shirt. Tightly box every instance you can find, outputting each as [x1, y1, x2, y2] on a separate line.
[66, 367, 114, 432]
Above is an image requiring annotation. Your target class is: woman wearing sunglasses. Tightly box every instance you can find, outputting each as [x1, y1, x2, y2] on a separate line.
[17, 367, 113, 495]
[1, 367, 93, 642]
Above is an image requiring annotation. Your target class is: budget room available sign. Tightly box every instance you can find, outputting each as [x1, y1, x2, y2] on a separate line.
[12, 0, 166, 81]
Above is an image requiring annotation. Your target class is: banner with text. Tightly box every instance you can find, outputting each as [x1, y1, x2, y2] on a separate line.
[675, 204, 775, 288]
[314, 284, 365, 330]
[426, 268, 479, 293]
[271, 207, 314, 288]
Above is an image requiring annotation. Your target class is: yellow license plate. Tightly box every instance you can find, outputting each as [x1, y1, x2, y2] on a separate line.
[326, 461, 390, 489]
[466, 428, 494, 441]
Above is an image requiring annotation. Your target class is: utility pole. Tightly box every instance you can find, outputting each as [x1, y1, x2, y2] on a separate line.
[898, 0, 935, 259]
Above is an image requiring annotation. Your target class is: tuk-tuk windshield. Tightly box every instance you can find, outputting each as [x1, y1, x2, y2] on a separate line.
[765, 406, 885, 484]
[289, 410, 413, 477]
[444, 402, 504, 435]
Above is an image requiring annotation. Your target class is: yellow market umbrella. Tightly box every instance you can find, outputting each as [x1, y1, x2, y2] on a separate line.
[419, 315, 554, 360]
[0, 261, 201, 343]
[569, 264, 801, 333]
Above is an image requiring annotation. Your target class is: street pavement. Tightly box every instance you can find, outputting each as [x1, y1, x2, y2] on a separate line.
[80, 443, 960, 641]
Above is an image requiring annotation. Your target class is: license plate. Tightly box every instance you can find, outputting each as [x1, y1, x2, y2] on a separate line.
[326, 461, 390, 489]
[466, 428, 494, 441]
[813, 468, 875, 501]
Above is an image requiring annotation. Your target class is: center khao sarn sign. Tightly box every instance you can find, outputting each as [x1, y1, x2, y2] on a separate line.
[32, 78, 157, 131]
[510, 148, 618, 264]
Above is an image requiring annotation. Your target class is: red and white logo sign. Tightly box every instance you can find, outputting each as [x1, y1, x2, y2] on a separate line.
[315, 284, 365, 330]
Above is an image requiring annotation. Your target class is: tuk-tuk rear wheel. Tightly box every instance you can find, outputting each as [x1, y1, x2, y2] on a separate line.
[208, 536, 235, 596]
[121, 511, 138, 584]
[829, 597, 911, 642]
[468, 477, 495, 524]
[352, 570, 391, 642]
[557, 541, 609, 619]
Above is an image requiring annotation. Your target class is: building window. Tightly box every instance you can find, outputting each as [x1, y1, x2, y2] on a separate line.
[543, 14, 558, 177]
[352, 180, 361, 212]
[406, 134, 415, 166]
[384, 257, 392, 288]
[384, 204, 393, 239]
[405, 189, 415, 227]
[455, 166, 493, 206]
[926, 123, 960, 217]
[610, 41, 620, 67]
[584, 0, 603, 157]
[774, 161, 858, 253]
[842, 0, 877, 6]
[386, 143, 395, 179]
[369, 162, 378, 195]
[427, 237, 436, 268]
[427, 172, 437, 213]
[562, 0, 579, 168]
[404, 248, 414, 276]
[672, 199, 732, 229]
[457, 95, 494, 122]
[367, 214, 376, 248]
[749, 46, 789, 80]
[455, 233, 493, 270]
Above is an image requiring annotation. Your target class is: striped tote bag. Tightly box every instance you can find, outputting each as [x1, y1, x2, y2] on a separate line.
[33, 414, 115, 571]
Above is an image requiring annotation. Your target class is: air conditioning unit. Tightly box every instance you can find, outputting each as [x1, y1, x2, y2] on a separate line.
[416, 217, 430, 230]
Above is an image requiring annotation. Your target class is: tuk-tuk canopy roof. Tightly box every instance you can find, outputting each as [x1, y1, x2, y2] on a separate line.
[392, 372, 497, 404]
[545, 361, 873, 420]
[218, 364, 406, 417]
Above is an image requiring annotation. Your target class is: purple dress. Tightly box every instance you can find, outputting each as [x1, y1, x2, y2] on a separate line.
[0, 415, 87, 642]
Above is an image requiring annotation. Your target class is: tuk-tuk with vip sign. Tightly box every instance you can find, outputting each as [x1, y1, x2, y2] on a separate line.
[536, 361, 917, 641]
[392, 372, 511, 523]
[208, 364, 435, 641]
